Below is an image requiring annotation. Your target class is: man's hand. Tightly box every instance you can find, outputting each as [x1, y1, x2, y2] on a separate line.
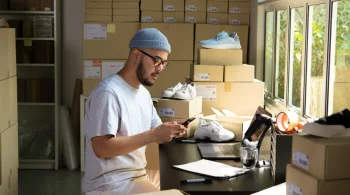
[151, 122, 187, 144]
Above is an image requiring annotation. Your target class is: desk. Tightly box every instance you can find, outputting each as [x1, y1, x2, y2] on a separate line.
[159, 140, 275, 195]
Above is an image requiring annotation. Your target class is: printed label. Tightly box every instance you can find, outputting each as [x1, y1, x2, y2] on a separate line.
[186, 5, 197, 11]
[84, 24, 107, 40]
[141, 16, 153, 22]
[293, 150, 309, 170]
[44, 7, 51, 11]
[186, 17, 197, 23]
[196, 85, 217, 100]
[164, 4, 175, 11]
[159, 108, 175, 117]
[84, 67, 100, 78]
[195, 73, 210, 81]
[287, 182, 302, 195]
[230, 7, 241, 13]
[102, 61, 124, 79]
[229, 19, 241, 25]
[208, 18, 219, 24]
[208, 6, 219, 12]
[164, 17, 176, 23]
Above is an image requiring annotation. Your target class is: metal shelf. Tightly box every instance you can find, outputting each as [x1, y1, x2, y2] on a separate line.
[17, 63, 55, 67]
[18, 102, 55, 106]
[0, 11, 54, 15]
[19, 159, 55, 169]
[16, 38, 55, 41]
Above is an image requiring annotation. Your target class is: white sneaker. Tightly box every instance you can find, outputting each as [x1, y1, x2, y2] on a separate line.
[173, 83, 197, 100]
[194, 119, 235, 142]
[161, 82, 183, 98]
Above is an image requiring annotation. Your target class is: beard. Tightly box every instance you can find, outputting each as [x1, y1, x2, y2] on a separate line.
[136, 59, 159, 86]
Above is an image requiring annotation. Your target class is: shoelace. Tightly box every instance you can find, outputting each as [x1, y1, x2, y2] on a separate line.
[167, 83, 181, 92]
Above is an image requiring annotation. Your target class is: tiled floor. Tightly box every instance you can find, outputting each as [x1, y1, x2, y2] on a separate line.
[19, 169, 84, 195]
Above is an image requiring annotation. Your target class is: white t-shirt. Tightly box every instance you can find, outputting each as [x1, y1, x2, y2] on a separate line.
[82, 74, 162, 193]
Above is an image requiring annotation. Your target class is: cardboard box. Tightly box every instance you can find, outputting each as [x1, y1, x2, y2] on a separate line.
[146, 61, 192, 98]
[207, 0, 228, 13]
[141, 23, 194, 61]
[286, 164, 350, 195]
[161, 113, 203, 138]
[292, 134, 350, 180]
[0, 77, 18, 133]
[113, 9, 139, 16]
[185, 11, 206, 23]
[195, 24, 249, 63]
[25, 0, 40, 11]
[85, 15, 112, 22]
[163, 12, 185, 23]
[163, 0, 184, 11]
[112, 2, 139, 9]
[141, 11, 163, 23]
[157, 96, 202, 119]
[113, 16, 139, 22]
[0, 124, 19, 195]
[0, 0, 9, 10]
[201, 115, 251, 141]
[229, 13, 250, 25]
[40, 0, 54, 11]
[229, 1, 250, 14]
[0, 29, 16, 81]
[85, 2, 112, 9]
[190, 64, 224, 82]
[194, 80, 264, 116]
[207, 13, 228, 24]
[86, 9, 113, 15]
[224, 64, 254, 82]
[83, 22, 140, 59]
[199, 49, 242, 65]
[185, 0, 207, 12]
[141, 0, 162, 11]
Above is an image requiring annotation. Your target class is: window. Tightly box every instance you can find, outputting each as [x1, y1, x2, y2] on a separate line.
[329, 0, 350, 114]
[288, 7, 304, 109]
[275, 10, 287, 100]
[264, 11, 274, 95]
[305, 4, 326, 118]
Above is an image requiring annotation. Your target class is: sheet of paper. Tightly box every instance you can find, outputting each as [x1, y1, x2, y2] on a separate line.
[252, 182, 286, 195]
[84, 67, 100, 78]
[102, 61, 124, 79]
[196, 85, 217, 100]
[84, 24, 107, 40]
[173, 159, 249, 178]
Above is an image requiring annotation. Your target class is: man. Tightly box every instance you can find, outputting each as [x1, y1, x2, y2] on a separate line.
[82, 28, 187, 195]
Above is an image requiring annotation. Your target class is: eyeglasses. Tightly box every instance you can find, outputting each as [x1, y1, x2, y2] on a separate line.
[138, 49, 169, 69]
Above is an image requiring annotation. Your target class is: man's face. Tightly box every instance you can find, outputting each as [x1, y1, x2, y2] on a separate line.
[136, 49, 169, 86]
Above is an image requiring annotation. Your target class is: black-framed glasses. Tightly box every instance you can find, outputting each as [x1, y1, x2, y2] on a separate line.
[138, 49, 169, 69]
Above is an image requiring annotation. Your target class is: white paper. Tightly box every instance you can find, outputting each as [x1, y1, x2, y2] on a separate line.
[164, 17, 176, 23]
[287, 182, 302, 195]
[186, 5, 197, 11]
[142, 16, 153, 22]
[229, 19, 241, 25]
[208, 6, 219, 12]
[173, 159, 249, 178]
[230, 7, 241, 13]
[84, 67, 100, 78]
[159, 108, 175, 117]
[252, 182, 286, 195]
[196, 85, 217, 100]
[186, 17, 197, 23]
[84, 60, 93, 67]
[84, 24, 107, 40]
[208, 18, 219, 24]
[293, 150, 309, 170]
[195, 73, 210, 81]
[164, 4, 175, 11]
[102, 61, 124, 79]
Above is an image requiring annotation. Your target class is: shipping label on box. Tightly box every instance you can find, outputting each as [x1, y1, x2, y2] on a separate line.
[207, 0, 228, 13]
[185, 0, 207, 12]
[229, 13, 250, 25]
[185, 11, 206, 23]
[163, 0, 185, 11]
[196, 85, 217, 100]
[163, 12, 185, 23]
[190, 64, 224, 82]
[141, 11, 163, 23]
[141, 0, 162, 11]
[207, 13, 228, 24]
[84, 24, 107, 40]
[229, 2, 250, 14]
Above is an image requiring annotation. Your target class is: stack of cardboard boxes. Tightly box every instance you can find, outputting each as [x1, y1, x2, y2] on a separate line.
[185, 0, 207, 24]
[286, 134, 350, 194]
[206, 0, 250, 25]
[113, 0, 140, 22]
[141, 0, 162, 23]
[162, 0, 185, 23]
[0, 28, 19, 195]
[85, 0, 113, 22]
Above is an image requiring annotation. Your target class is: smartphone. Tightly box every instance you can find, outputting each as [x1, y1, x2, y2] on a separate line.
[182, 117, 196, 126]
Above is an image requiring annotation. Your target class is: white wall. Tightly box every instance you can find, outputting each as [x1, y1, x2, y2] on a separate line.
[62, 0, 84, 107]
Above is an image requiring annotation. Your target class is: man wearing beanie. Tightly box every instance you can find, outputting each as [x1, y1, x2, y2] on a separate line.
[82, 28, 187, 195]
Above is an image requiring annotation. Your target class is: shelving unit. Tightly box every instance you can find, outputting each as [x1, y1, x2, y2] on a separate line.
[2, 0, 61, 170]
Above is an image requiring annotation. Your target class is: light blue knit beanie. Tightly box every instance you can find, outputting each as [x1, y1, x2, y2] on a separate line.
[129, 28, 171, 53]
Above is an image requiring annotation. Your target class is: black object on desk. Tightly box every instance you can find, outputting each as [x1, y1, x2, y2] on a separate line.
[176, 139, 199, 143]
[180, 178, 213, 184]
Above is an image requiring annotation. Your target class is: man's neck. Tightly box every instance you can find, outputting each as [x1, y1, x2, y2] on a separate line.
[118, 68, 140, 89]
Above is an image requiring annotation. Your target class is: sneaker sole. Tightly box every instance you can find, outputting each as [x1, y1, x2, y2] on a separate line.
[200, 43, 241, 49]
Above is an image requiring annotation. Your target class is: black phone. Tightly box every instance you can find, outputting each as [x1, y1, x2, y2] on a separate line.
[182, 117, 196, 126]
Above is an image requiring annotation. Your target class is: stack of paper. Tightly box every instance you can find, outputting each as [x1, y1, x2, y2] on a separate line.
[173, 159, 250, 179]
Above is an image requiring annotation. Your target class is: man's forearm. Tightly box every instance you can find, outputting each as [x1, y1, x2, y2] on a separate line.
[92, 129, 156, 158]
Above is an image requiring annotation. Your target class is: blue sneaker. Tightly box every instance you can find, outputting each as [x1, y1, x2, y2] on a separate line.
[200, 31, 242, 49]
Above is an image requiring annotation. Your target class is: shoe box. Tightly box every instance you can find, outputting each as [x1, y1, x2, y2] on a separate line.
[286, 164, 350, 195]
[207, 0, 228, 13]
[141, 0, 162, 11]
[141, 11, 163, 23]
[229, 13, 250, 25]
[141, 23, 194, 61]
[0, 28, 16, 81]
[85, 0, 113, 22]
[199, 48, 242, 65]
[190, 64, 224, 82]
[157, 96, 202, 119]
[229, 1, 251, 14]
[193, 80, 264, 116]
[195, 24, 249, 63]
[207, 13, 228, 25]
[201, 115, 252, 141]
[163, 0, 185, 12]
[292, 134, 350, 181]
[163, 12, 185, 23]
[161, 113, 204, 138]
[82, 60, 126, 96]
[224, 64, 254, 82]
[112, 1, 140, 22]
[185, 0, 207, 12]
[185, 11, 206, 24]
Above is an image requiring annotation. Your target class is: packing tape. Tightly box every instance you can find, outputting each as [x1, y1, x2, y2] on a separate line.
[276, 111, 299, 132]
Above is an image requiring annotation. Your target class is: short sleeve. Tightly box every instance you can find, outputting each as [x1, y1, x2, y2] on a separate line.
[151, 105, 162, 129]
[84, 90, 120, 140]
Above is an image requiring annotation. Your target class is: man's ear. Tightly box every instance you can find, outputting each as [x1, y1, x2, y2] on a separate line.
[130, 49, 141, 61]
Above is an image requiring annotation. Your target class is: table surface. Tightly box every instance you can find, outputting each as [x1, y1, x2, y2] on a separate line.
[159, 139, 275, 195]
